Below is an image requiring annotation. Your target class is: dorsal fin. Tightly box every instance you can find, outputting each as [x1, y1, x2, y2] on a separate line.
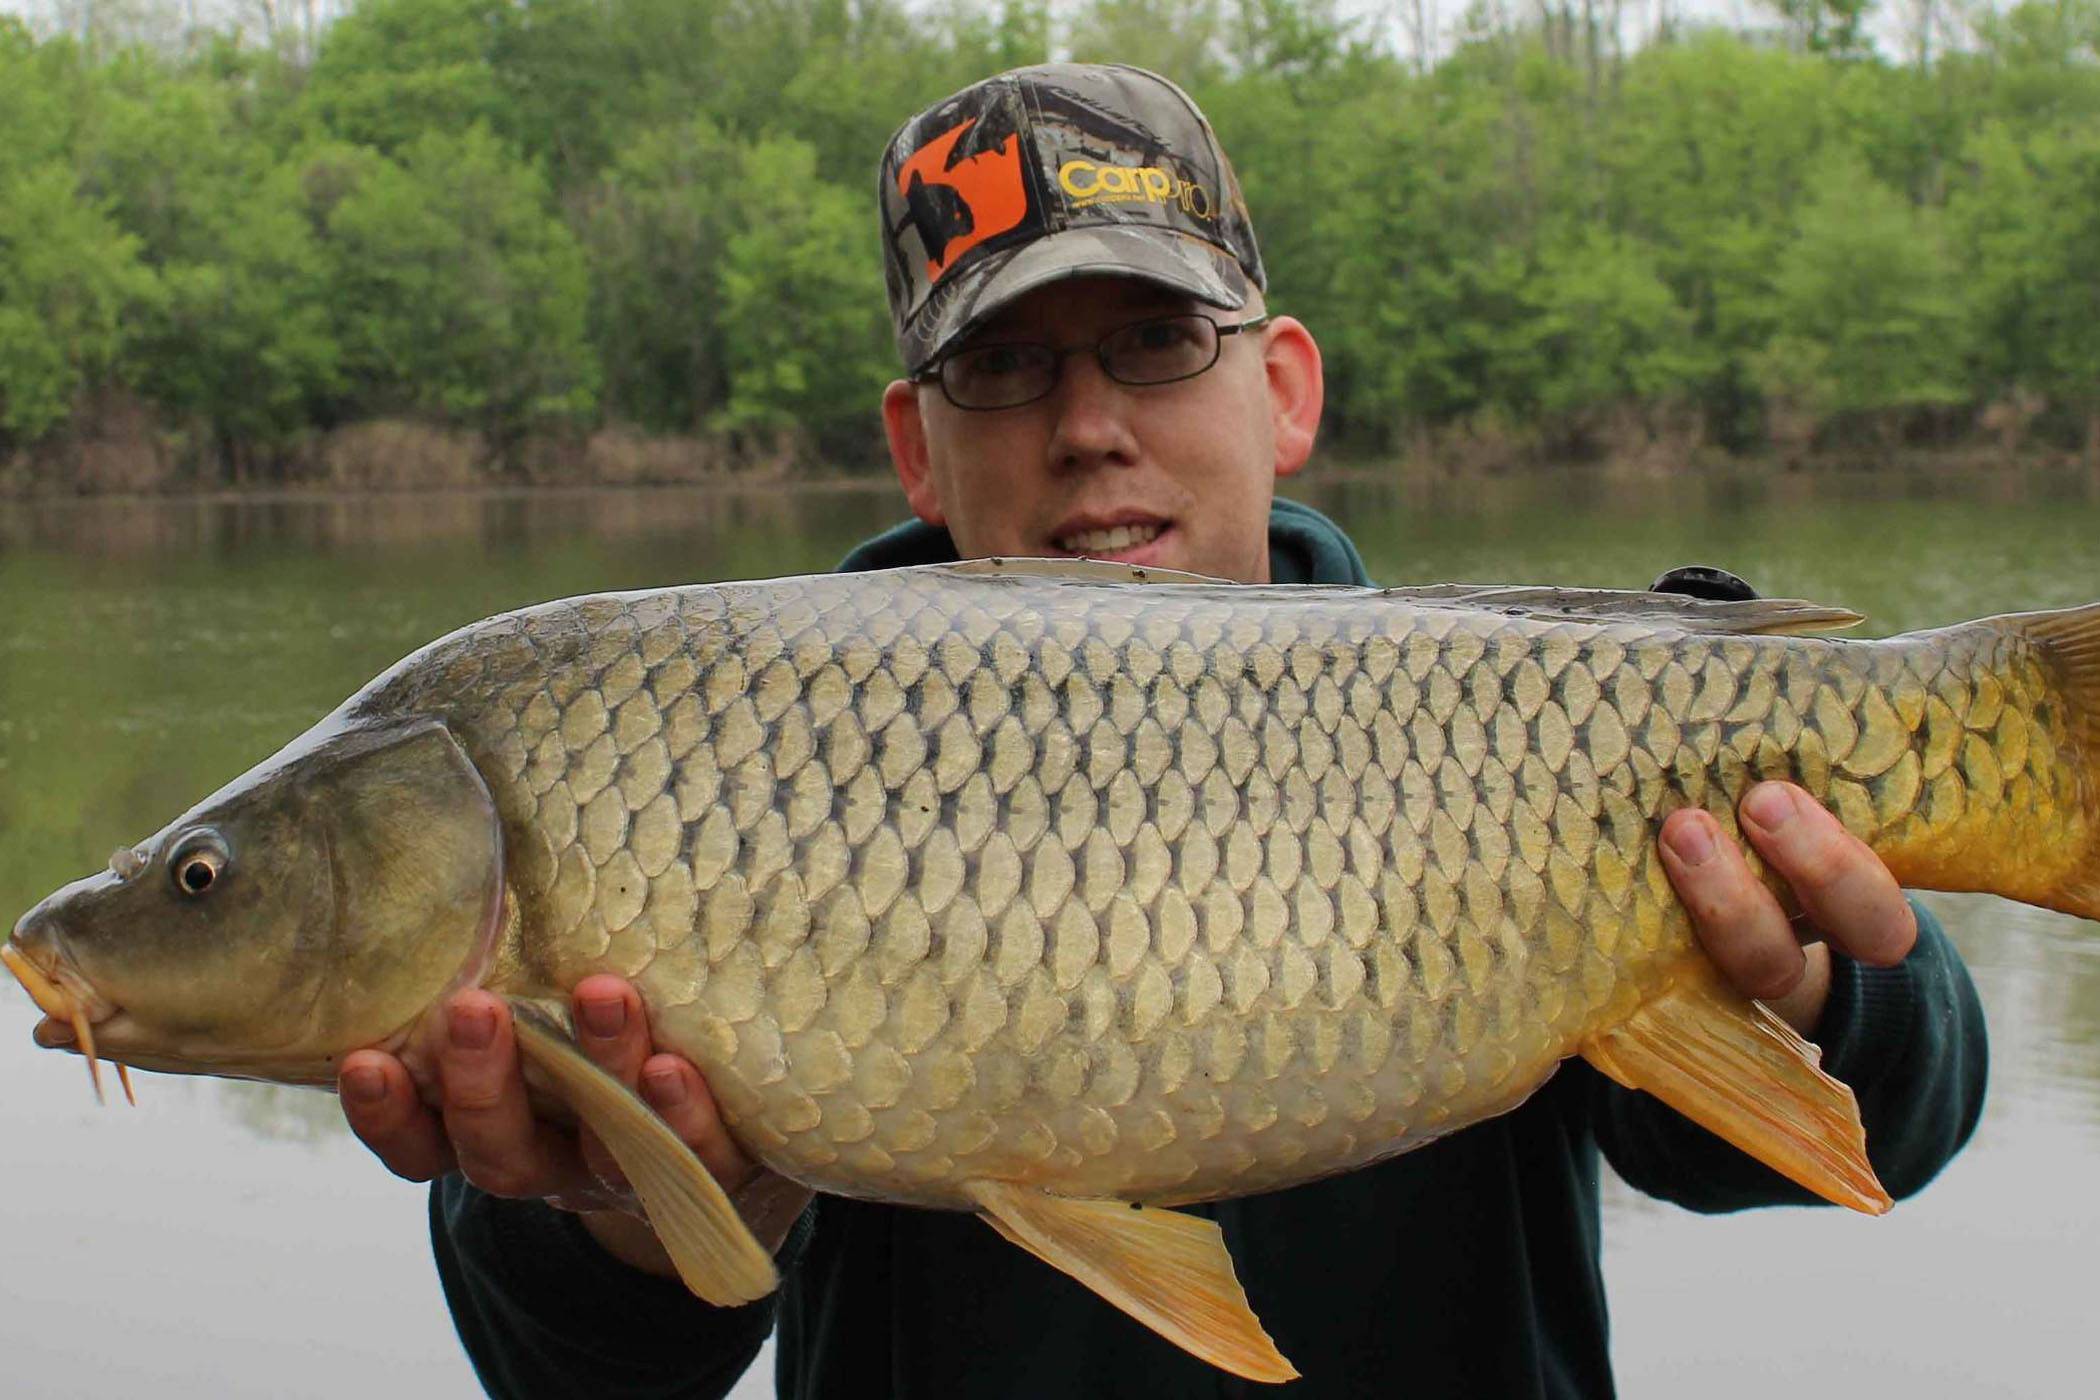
[1371, 583, 1863, 635]
[934, 563, 1860, 635]
[939, 557, 1229, 585]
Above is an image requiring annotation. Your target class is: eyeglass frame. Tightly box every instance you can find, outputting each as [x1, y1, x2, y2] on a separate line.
[914, 311, 1275, 412]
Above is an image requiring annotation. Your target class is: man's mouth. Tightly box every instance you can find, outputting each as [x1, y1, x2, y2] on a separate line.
[1053, 521, 1165, 554]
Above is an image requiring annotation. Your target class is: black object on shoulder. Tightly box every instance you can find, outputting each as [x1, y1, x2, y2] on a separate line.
[1649, 564, 1758, 603]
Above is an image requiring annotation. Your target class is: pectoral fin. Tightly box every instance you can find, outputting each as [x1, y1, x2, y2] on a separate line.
[1580, 963, 1892, 1215]
[963, 1179, 1298, 1383]
[509, 1001, 778, 1305]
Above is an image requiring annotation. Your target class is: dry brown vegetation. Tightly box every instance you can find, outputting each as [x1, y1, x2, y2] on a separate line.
[0, 412, 830, 499]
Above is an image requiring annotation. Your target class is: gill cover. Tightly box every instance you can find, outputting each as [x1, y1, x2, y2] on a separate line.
[296, 720, 506, 1049]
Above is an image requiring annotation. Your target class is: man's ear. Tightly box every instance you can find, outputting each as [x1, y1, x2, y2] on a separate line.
[882, 379, 947, 526]
[1262, 316, 1323, 480]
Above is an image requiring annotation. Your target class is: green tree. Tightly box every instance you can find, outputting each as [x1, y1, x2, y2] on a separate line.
[1762, 0, 1876, 57]
[300, 0, 509, 156]
[1288, 50, 1558, 444]
[314, 126, 596, 451]
[129, 158, 341, 458]
[1969, 0, 2100, 129]
[582, 116, 743, 432]
[1601, 35, 1840, 443]
[16, 0, 2100, 485]
[0, 20, 90, 174]
[0, 162, 157, 442]
[1756, 151, 1966, 434]
[1949, 119, 2100, 456]
[714, 135, 891, 448]
[1225, 0, 1354, 77]
[1068, 0, 1229, 84]
[1525, 226, 1705, 427]
[74, 58, 339, 460]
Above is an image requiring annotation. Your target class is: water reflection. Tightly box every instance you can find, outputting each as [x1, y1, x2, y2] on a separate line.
[5, 471, 2100, 1399]
[0, 480, 899, 560]
[1938, 894, 2100, 1134]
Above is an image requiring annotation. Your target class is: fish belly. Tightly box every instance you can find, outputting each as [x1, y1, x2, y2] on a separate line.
[394, 570, 2087, 1209]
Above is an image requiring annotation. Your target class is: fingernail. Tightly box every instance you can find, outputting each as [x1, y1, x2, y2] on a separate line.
[643, 1065, 688, 1109]
[341, 1065, 386, 1105]
[1667, 814, 1716, 866]
[579, 995, 627, 1040]
[1744, 783, 1796, 831]
[450, 1003, 496, 1051]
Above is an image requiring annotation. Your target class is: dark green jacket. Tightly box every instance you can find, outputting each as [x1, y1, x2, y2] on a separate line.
[432, 500, 1988, 1399]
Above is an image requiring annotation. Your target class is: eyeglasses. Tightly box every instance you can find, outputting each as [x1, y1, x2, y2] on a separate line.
[918, 312, 1273, 411]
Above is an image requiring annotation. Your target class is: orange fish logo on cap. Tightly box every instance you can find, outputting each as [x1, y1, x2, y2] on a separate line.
[896, 117, 1028, 283]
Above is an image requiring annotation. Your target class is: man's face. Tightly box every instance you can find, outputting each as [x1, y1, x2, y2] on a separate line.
[882, 277, 1320, 584]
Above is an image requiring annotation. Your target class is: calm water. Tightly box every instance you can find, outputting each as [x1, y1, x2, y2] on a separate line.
[4, 470, 2098, 1397]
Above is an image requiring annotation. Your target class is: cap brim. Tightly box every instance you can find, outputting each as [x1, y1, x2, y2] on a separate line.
[901, 226, 1250, 374]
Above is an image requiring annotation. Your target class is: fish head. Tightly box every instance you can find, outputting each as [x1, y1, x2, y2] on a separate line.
[5, 720, 504, 1085]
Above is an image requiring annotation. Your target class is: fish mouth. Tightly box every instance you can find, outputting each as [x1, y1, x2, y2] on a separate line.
[2, 935, 135, 1106]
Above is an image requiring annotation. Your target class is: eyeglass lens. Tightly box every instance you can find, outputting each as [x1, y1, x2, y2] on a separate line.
[940, 314, 1223, 409]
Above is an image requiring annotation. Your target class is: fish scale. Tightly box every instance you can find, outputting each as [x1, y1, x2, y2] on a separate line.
[331, 568, 2083, 1210]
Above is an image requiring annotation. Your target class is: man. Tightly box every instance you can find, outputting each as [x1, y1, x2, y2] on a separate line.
[338, 65, 1986, 1397]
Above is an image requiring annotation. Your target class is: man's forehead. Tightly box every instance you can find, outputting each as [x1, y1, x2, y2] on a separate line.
[969, 277, 1199, 339]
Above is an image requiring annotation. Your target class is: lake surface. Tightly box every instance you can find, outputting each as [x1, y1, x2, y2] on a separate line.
[4, 469, 2098, 1397]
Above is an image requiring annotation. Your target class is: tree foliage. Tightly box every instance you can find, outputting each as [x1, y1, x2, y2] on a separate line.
[0, 161, 156, 439]
[8, 0, 2100, 480]
[317, 126, 596, 440]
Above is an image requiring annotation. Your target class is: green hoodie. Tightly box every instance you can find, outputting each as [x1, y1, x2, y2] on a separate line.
[431, 502, 1987, 1399]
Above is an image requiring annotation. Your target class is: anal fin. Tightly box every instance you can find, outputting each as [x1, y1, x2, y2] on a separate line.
[509, 1001, 778, 1305]
[1581, 963, 1893, 1214]
[964, 1179, 1298, 1383]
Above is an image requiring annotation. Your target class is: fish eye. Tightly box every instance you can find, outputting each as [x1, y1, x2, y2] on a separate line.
[167, 831, 230, 898]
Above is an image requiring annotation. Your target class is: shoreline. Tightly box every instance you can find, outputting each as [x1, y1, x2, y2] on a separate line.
[3, 444, 2095, 507]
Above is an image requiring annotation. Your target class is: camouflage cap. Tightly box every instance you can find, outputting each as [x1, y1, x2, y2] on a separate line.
[878, 63, 1266, 376]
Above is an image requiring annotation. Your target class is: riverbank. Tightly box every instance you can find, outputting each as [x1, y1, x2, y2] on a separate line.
[0, 409, 838, 499]
[5, 408, 2095, 501]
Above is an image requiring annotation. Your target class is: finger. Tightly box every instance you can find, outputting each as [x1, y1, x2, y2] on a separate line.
[639, 1054, 759, 1194]
[439, 991, 583, 1200]
[1659, 806, 1805, 1000]
[1740, 782, 1916, 967]
[573, 976, 651, 1083]
[340, 1049, 456, 1183]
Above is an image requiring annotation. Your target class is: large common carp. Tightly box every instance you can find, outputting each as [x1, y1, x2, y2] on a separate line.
[8, 561, 2098, 1381]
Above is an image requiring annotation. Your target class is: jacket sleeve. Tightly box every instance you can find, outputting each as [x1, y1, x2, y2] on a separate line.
[430, 1176, 813, 1400]
[1593, 897, 1989, 1212]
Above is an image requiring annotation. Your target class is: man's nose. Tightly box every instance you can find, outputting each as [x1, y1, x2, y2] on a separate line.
[1044, 353, 1141, 472]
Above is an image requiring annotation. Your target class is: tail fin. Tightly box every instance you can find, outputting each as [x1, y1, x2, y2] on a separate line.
[1993, 602, 2100, 920]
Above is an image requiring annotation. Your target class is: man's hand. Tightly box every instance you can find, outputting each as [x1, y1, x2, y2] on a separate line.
[336, 975, 809, 1277]
[1658, 781, 1918, 1033]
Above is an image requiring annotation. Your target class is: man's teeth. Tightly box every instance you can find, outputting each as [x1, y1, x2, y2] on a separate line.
[1057, 523, 1162, 553]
